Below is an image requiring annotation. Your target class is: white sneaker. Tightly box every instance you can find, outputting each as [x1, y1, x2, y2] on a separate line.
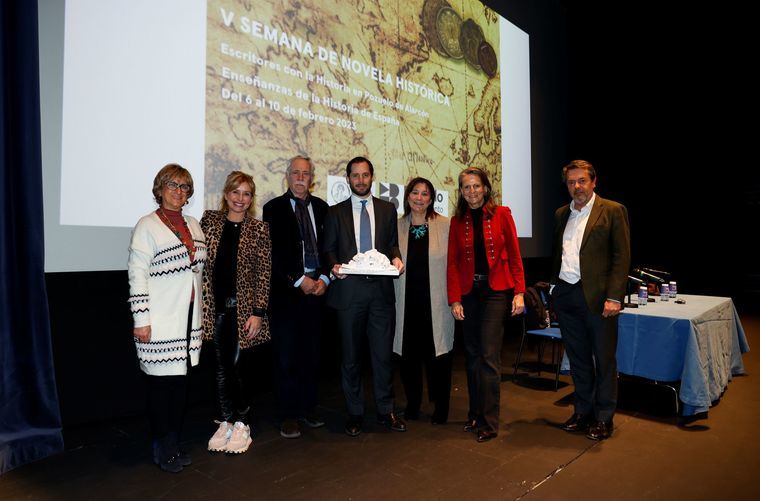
[226, 421, 252, 454]
[208, 421, 233, 452]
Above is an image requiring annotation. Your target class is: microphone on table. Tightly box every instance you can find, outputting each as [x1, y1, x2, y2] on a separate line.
[624, 275, 644, 308]
[641, 267, 671, 278]
[631, 268, 665, 284]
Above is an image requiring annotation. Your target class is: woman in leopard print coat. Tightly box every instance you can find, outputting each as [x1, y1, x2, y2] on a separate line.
[201, 171, 271, 454]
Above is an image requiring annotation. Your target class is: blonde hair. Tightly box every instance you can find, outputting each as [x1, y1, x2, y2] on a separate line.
[219, 170, 256, 217]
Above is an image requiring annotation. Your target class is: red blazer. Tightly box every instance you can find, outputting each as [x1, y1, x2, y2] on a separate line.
[447, 205, 526, 304]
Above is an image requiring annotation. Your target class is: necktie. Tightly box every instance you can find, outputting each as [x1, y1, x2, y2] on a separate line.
[360, 200, 371, 252]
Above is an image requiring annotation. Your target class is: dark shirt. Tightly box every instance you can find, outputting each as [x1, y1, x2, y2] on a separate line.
[470, 208, 489, 276]
[213, 219, 241, 307]
[405, 223, 430, 293]
[403, 223, 433, 350]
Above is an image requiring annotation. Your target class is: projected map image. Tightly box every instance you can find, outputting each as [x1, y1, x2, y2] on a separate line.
[205, 0, 501, 215]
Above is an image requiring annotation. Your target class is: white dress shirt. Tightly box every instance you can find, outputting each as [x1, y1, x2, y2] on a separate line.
[559, 192, 596, 284]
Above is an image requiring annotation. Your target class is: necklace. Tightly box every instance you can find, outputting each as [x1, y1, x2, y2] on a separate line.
[410, 222, 428, 240]
[158, 208, 196, 256]
[226, 216, 243, 228]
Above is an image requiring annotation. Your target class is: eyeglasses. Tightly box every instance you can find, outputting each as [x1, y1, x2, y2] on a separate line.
[165, 181, 191, 193]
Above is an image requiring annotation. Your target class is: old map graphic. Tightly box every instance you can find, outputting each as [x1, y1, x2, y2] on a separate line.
[205, 0, 501, 214]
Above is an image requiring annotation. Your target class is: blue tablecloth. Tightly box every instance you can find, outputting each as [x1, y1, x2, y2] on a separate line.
[560, 295, 749, 416]
[617, 294, 748, 415]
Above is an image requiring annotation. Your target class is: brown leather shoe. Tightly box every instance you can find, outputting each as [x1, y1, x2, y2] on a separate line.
[280, 419, 301, 439]
[586, 420, 613, 441]
[377, 412, 407, 432]
[560, 413, 592, 433]
[345, 415, 362, 437]
[463, 419, 478, 432]
[476, 430, 498, 442]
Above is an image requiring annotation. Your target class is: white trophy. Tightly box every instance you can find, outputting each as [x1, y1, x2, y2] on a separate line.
[338, 249, 399, 276]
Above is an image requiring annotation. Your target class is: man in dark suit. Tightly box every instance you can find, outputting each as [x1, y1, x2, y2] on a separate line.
[323, 156, 406, 437]
[550, 159, 630, 441]
[263, 156, 329, 439]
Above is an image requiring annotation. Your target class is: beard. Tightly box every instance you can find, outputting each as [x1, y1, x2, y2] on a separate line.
[350, 183, 371, 197]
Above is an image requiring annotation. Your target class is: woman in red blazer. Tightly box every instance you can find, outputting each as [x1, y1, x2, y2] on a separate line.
[447, 167, 525, 442]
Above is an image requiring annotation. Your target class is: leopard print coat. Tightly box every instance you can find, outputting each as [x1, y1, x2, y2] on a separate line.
[201, 210, 271, 349]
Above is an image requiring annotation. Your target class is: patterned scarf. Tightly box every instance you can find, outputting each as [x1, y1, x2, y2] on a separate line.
[288, 190, 320, 269]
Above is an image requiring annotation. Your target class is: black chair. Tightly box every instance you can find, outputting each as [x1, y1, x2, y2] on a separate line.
[512, 311, 564, 391]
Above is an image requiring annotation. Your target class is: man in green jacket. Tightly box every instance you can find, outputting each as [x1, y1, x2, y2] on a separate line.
[551, 159, 631, 441]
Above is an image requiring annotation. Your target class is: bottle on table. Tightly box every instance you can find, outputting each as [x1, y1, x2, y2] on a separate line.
[638, 286, 648, 306]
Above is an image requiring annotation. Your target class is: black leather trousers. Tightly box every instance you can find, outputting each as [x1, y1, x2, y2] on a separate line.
[213, 308, 249, 424]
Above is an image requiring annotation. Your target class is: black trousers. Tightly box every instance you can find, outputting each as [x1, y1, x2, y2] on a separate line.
[145, 373, 188, 443]
[212, 307, 249, 424]
[399, 348, 452, 420]
[270, 293, 323, 420]
[145, 306, 192, 443]
[337, 279, 395, 416]
[461, 281, 510, 433]
[552, 280, 619, 422]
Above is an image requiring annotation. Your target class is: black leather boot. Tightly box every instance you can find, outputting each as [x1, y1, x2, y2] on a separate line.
[156, 435, 183, 473]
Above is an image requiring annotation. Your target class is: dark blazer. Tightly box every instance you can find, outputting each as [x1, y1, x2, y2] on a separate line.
[323, 196, 401, 309]
[262, 192, 328, 310]
[551, 195, 631, 315]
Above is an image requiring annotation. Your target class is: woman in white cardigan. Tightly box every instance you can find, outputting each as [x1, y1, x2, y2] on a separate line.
[128, 163, 207, 473]
[393, 177, 454, 424]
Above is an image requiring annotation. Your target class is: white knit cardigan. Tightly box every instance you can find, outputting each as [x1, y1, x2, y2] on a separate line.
[128, 211, 207, 376]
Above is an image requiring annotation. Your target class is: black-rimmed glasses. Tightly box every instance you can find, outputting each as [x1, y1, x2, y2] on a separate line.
[165, 181, 191, 193]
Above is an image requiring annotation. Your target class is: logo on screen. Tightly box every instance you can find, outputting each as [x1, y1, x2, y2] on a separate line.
[327, 175, 353, 206]
[379, 182, 403, 211]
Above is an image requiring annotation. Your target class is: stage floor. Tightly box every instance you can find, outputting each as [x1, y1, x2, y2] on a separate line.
[3, 316, 760, 500]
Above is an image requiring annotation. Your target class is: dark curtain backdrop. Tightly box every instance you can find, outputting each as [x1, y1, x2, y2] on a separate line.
[0, 0, 63, 474]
